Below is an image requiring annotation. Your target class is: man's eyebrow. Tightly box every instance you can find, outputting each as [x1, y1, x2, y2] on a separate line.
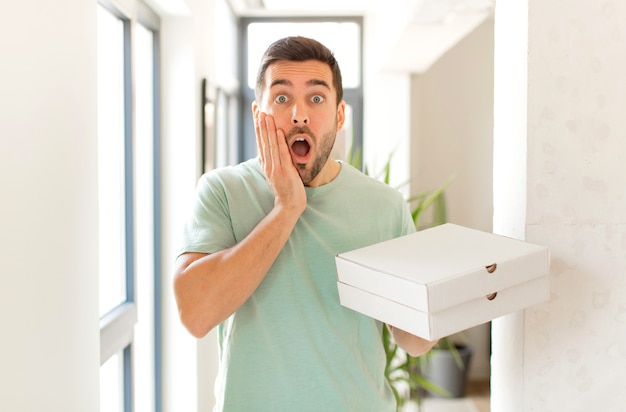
[307, 79, 331, 90]
[270, 79, 292, 88]
[269, 78, 331, 90]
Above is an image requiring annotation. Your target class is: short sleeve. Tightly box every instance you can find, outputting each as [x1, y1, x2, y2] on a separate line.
[179, 173, 237, 255]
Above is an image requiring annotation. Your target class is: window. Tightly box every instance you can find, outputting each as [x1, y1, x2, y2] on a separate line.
[97, 2, 161, 411]
[100, 351, 125, 412]
[134, 7, 162, 411]
[239, 17, 363, 166]
[97, 4, 134, 410]
[97, 2, 130, 321]
[246, 21, 361, 89]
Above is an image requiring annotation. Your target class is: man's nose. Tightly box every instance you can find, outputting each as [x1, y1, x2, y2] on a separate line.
[291, 101, 309, 124]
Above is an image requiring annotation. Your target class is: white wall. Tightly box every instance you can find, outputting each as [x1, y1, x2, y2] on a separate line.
[409, 16, 494, 232]
[493, 1, 626, 410]
[0, 1, 100, 410]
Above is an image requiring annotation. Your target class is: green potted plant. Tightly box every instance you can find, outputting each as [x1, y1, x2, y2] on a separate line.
[420, 337, 473, 399]
[347, 148, 468, 411]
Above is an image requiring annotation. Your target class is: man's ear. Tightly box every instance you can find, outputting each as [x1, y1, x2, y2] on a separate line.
[336, 100, 346, 131]
[251, 100, 259, 121]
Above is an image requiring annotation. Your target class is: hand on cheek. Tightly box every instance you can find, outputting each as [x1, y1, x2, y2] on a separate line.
[256, 112, 284, 171]
[255, 112, 306, 213]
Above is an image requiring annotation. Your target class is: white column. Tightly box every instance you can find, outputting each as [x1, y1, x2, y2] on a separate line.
[491, 0, 529, 411]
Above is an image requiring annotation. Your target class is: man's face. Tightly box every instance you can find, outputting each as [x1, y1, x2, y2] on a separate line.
[254, 59, 345, 186]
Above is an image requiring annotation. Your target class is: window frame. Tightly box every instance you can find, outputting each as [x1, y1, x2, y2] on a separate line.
[135, 4, 163, 410]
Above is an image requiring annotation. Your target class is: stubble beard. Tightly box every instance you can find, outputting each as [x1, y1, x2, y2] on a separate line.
[295, 129, 336, 186]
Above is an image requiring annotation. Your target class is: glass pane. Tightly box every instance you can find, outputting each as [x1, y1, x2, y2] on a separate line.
[133, 22, 156, 412]
[97, 4, 127, 317]
[100, 351, 124, 412]
[247, 22, 361, 90]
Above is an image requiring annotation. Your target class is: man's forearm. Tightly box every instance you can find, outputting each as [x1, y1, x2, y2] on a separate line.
[173, 204, 302, 338]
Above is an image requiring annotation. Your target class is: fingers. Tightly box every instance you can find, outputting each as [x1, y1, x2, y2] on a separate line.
[265, 114, 281, 169]
[256, 112, 288, 173]
[275, 128, 291, 167]
[255, 112, 266, 166]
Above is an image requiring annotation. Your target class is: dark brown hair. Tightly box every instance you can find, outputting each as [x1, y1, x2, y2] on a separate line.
[254, 36, 343, 106]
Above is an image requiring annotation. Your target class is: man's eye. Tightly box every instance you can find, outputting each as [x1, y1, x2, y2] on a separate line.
[311, 95, 324, 104]
[274, 95, 288, 104]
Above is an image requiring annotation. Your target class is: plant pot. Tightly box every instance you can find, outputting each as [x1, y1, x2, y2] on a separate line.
[422, 344, 473, 398]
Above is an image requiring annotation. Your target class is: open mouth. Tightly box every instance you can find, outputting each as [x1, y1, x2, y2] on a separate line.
[291, 138, 311, 157]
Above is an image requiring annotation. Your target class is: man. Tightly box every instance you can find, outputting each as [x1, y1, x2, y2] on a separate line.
[173, 36, 436, 411]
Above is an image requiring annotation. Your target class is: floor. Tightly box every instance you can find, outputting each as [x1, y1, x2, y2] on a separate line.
[466, 380, 490, 412]
[402, 380, 490, 412]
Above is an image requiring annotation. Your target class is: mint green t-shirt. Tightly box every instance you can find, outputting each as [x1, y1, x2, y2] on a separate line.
[181, 157, 416, 412]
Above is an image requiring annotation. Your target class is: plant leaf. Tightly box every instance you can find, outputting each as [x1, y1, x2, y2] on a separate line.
[409, 374, 452, 397]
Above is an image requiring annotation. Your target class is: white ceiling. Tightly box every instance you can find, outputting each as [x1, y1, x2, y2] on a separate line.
[382, 6, 493, 73]
[235, 0, 493, 16]
[231, 0, 495, 74]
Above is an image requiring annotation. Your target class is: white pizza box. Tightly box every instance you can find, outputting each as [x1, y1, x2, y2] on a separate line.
[335, 223, 550, 340]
